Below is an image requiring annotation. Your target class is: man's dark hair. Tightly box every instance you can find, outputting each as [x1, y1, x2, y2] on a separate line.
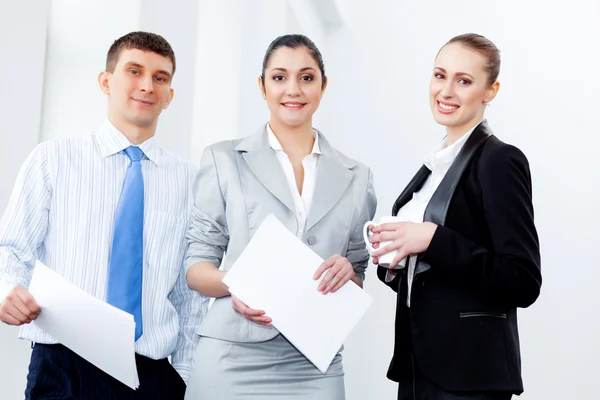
[106, 31, 176, 75]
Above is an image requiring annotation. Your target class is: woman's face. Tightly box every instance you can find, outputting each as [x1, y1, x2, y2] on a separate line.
[429, 43, 499, 135]
[259, 46, 326, 129]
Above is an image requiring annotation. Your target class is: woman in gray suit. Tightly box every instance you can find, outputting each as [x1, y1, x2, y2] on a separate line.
[183, 34, 376, 400]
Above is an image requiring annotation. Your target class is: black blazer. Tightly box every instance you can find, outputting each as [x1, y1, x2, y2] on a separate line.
[378, 120, 541, 394]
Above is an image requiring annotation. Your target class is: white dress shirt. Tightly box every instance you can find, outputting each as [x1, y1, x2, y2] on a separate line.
[267, 124, 320, 237]
[0, 121, 208, 381]
[394, 121, 482, 306]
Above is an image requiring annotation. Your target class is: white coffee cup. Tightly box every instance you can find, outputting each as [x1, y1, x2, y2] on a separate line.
[363, 216, 408, 269]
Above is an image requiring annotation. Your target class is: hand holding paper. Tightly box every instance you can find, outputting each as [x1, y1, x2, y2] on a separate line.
[231, 294, 272, 326]
[223, 214, 372, 373]
[28, 261, 140, 389]
[0, 286, 41, 326]
[314, 253, 357, 294]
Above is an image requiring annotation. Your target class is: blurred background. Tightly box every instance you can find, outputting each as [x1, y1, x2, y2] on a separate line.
[1, 0, 599, 399]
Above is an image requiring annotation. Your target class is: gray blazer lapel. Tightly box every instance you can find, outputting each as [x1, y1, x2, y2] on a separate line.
[305, 132, 353, 232]
[415, 120, 493, 275]
[235, 126, 296, 214]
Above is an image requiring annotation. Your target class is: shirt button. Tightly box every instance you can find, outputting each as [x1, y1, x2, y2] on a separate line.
[307, 236, 317, 246]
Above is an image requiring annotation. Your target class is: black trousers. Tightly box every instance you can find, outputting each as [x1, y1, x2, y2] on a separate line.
[396, 355, 512, 400]
[25, 344, 186, 400]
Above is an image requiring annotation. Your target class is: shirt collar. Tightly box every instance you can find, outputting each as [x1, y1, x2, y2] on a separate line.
[266, 124, 321, 155]
[95, 120, 161, 165]
[423, 120, 483, 171]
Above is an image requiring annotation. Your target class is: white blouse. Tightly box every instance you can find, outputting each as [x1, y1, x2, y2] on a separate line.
[267, 124, 321, 238]
[391, 120, 482, 306]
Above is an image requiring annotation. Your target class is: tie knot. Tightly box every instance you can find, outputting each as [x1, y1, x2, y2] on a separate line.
[124, 146, 144, 163]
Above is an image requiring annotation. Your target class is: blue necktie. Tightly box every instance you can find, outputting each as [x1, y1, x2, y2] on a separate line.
[107, 146, 144, 340]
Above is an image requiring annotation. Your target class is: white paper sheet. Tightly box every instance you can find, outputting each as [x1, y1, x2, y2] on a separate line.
[29, 261, 139, 389]
[223, 214, 373, 373]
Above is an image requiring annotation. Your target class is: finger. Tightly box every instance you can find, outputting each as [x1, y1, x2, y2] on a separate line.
[318, 263, 343, 291]
[230, 296, 245, 312]
[20, 296, 42, 321]
[365, 225, 375, 241]
[323, 273, 341, 294]
[0, 311, 23, 326]
[372, 256, 379, 265]
[369, 231, 398, 244]
[235, 300, 265, 317]
[389, 251, 409, 269]
[372, 241, 401, 258]
[232, 297, 265, 317]
[324, 261, 352, 293]
[5, 304, 31, 324]
[247, 315, 272, 325]
[372, 222, 404, 233]
[323, 262, 350, 293]
[242, 307, 266, 317]
[313, 258, 335, 280]
[317, 269, 332, 291]
[373, 242, 380, 249]
[7, 294, 37, 324]
[16, 290, 41, 316]
[329, 270, 355, 293]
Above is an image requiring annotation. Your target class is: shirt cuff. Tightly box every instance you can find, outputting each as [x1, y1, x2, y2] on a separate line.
[384, 269, 399, 283]
[0, 279, 15, 304]
[172, 363, 190, 384]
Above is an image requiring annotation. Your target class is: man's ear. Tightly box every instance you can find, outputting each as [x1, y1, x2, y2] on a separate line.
[98, 71, 111, 94]
[163, 88, 175, 110]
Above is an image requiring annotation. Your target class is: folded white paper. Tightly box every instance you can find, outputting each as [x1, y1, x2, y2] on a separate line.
[29, 261, 139, 389]
[223, 214, 373, 373]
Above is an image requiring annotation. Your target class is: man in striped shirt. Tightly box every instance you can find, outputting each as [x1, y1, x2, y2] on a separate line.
[0, 31, 207, 399]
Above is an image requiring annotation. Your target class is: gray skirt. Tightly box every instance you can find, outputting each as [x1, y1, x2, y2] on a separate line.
[184, 334, 345, 399]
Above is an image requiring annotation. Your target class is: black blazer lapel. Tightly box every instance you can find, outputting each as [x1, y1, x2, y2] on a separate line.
[392, 166, 431, 216]
[416, 120, 494, 274]
[384, 164, 430, 292]
[423, 120, 493, 225]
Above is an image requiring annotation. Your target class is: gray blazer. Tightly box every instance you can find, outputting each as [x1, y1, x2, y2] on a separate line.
[185, 125, 377, 343]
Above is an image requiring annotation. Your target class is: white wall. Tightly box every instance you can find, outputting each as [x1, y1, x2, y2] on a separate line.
[190, 0, 245, 161]
[0, 1, 50, 212]
[0, 2, 51, 399]
[2, 1, 599, 399]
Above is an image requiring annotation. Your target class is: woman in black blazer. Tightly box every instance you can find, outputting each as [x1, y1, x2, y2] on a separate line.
[369, 34, 542, 400]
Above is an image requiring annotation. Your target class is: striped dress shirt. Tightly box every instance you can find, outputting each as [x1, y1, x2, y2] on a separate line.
[0, 121, 208, 382]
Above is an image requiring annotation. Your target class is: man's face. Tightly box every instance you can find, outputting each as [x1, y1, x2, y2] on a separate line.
[100, 48, 174, 130]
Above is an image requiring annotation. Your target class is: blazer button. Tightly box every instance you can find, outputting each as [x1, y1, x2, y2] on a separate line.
[307, 236, 317, 245]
